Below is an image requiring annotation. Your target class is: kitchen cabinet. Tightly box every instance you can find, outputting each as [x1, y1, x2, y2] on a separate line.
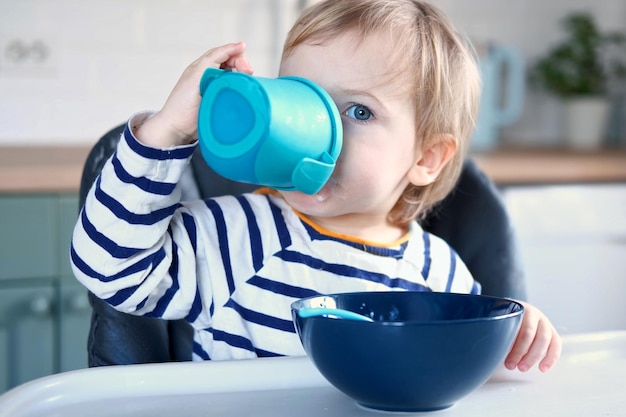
[58, 282, 90, 372]
[502, 183, 626, 335]
[0, 195, 56, 280]
[0, 193, 89, 394]
[0, 282, 55, 392]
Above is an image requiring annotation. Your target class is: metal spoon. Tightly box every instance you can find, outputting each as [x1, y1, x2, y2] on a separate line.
[297, 307, 374, 322]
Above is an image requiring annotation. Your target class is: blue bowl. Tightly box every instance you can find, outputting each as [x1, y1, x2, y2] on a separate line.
[291, 291, 523, 412]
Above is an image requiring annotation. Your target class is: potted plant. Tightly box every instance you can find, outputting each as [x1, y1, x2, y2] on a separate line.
[530, 12, 626, 149]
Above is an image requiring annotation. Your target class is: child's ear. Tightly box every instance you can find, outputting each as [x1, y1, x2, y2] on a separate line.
[406, 134, 457, 186]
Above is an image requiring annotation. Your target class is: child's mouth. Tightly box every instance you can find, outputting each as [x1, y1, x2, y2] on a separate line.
[313, 177, 344, 202]
[314, 188, 330, 202]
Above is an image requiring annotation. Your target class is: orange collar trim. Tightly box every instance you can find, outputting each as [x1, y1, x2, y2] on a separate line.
[255, 187, 410, 247]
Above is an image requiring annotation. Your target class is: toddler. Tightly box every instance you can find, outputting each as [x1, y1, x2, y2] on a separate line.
[71, 0, 560, 371]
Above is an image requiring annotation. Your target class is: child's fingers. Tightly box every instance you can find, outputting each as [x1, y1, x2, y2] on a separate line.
[538, 328, 562, 372]
[504, 303, 562, 373]
[504, 306, 538, 370]
[221, 49, 254, 74]
[195, 42, 253, 74]
[514, 317, 553, 372]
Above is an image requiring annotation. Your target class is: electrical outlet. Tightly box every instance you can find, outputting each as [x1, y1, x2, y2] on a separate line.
[0, 36, 57, 76]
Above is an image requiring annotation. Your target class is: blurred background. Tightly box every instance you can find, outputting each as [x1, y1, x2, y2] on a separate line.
[0, 0, 625, 147]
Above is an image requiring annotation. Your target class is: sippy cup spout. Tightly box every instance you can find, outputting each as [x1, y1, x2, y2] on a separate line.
[291, 152, 337, 195]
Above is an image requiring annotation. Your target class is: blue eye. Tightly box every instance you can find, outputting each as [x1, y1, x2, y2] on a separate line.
[345, 104, 373, 122]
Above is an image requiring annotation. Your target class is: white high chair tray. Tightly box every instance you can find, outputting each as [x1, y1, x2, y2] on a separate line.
[0, 331, 624, 417]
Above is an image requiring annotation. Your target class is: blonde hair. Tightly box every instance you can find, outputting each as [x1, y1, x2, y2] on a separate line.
[282, 0, 481, 224]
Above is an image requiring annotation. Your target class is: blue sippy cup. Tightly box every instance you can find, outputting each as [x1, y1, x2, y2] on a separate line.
[197, 68, 343, 195]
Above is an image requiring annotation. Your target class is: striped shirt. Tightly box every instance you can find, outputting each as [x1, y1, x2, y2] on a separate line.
[71, 118, 480, 361]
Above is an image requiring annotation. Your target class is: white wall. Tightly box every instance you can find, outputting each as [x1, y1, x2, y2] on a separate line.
[0, 0, 625, 145]
[0, 0, 299, 144]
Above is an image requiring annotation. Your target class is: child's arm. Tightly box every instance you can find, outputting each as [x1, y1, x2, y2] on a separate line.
[505, 302, 562, 372]
[70, 43, 253, 320]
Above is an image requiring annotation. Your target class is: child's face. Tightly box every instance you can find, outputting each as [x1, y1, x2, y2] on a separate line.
[279, 30, 425, 236]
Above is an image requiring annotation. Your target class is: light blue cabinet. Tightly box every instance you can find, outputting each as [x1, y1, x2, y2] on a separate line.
[0, 283, 55, 392]
[0, 195, 57, 280]
[0, 193, 90, 393]
[58, 282, 90, 372]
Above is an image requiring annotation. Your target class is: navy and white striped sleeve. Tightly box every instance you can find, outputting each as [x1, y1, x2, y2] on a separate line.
[70, 114, 201, 318]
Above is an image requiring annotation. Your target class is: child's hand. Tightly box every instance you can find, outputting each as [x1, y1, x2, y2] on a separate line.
[505, 301, 562, 372]
[136, 42, 254, 148]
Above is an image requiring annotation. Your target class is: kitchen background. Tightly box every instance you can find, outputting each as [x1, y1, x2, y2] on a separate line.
[1, 0, 625, 146]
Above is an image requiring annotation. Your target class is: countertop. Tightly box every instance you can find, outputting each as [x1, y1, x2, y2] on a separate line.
[472, 148, 626, 185]
[0, 146, 92, 193]
[1, 145, 626, 193]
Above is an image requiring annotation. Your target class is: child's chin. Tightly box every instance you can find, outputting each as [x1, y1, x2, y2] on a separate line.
[281, 186, 333, 209]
